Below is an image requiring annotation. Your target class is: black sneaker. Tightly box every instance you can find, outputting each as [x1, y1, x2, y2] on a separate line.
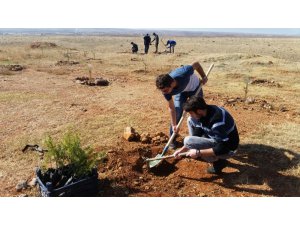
[207, 159, 228, 174]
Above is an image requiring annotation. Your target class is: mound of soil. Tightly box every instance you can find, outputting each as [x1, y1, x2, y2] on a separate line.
[0, 64, 24, 71]
[250, 78, 282, 87]
[249, 61, 273, 66]
[96, 143, 228, 197]
[133, 69, 148, 73]
[123, 128, 174, 146]
[30, 42, 57, 49]
[75, 76, 109, 86]
[224, 97, 279, 112]
[55, 60, 80, 66]
[141, 132, 169, 145]
[130, 58, 140, 61]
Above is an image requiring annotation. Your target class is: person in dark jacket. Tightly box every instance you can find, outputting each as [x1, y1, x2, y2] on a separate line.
[151, 32, 159, 53]
[143, 34, 151, 54]
[174, 96, 239, 174]
[131, 42, 138, 53]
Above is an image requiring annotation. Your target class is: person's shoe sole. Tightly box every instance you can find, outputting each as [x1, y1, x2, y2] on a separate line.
[207, 159, 228, 174]
[206, 166, 223, 174]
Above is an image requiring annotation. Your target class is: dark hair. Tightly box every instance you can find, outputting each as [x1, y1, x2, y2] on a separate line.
[183, 96, 207, 112]
[153, 33, 156, 35]
[156, 74, 174, 89]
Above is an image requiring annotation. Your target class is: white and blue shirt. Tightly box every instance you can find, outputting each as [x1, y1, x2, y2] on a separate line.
[163, 65, 200, 101]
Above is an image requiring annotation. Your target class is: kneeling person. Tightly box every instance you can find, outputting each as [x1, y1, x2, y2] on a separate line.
[174, 96, 239, 174]
[131, 42, 138, 53]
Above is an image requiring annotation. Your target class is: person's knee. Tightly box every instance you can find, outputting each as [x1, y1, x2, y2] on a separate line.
[184, 136, 193, 148]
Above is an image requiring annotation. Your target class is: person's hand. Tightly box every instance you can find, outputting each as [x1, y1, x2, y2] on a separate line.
[174, 149, 183, 159]
[185, 149, 200, 159]
[201, 76, 208, 85]
[172, 125, 180, 134]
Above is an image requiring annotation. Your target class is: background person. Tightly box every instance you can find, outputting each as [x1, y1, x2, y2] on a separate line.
[165, 40, 176, 53]
[131, 42, 138, 53]
[143, 34, 151, 54]
[151, 32, 159, 53]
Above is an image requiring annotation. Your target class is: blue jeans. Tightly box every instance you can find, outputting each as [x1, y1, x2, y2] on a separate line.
[169, 86, 203, 136]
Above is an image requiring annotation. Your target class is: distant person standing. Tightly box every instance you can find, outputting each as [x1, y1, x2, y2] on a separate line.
[151, 32, 159, 53]
[143, 34, 151, 54]
[165, 40, 176, 53]
[131, 42, 138, 53]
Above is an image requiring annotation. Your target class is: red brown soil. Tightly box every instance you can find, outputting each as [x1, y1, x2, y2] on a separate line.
[95, 100, 300, 197]
[97, 140, 300, 197]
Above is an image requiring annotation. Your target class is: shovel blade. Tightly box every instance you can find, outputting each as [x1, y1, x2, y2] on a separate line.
[148, 154, 163, 168]
[148, 145, 170, 168]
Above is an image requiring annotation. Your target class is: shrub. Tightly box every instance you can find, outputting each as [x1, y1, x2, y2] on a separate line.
[43, 132, 106, 178]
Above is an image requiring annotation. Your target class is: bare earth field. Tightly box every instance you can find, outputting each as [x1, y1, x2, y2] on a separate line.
[0, 35, 299, 196]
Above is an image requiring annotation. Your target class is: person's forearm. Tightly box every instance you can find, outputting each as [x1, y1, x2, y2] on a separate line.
[169, 107, 177, 126]
[192, 62, 206, 78]
[199, 148, 216, 157]
[180, 146, 189, 153]
[168, 100, 177, 126]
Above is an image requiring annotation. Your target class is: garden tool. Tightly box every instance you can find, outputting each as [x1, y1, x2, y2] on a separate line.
[144, 152, 187, 168]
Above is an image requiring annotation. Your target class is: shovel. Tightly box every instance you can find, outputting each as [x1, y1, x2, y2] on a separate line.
[144, 152, 187, 167]
[148, 63, 214, 168]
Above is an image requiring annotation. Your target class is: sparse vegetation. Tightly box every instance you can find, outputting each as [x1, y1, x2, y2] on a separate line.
[88, 64, 93, 80]
[0, 35, 299, 197]
[243, 75, 250, 102]
[64, 49, 71, 62]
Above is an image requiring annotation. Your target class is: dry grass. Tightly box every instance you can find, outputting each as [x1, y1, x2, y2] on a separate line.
[245, 122, 300, 151]
[0, 35, 300, 196]
[243, 122, 300, 177]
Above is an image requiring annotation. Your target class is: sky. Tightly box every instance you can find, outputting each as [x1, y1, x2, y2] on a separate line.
[156, 28, 300, 36]
[1, 28, 300, 36]
[0, 0, 299, 32]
